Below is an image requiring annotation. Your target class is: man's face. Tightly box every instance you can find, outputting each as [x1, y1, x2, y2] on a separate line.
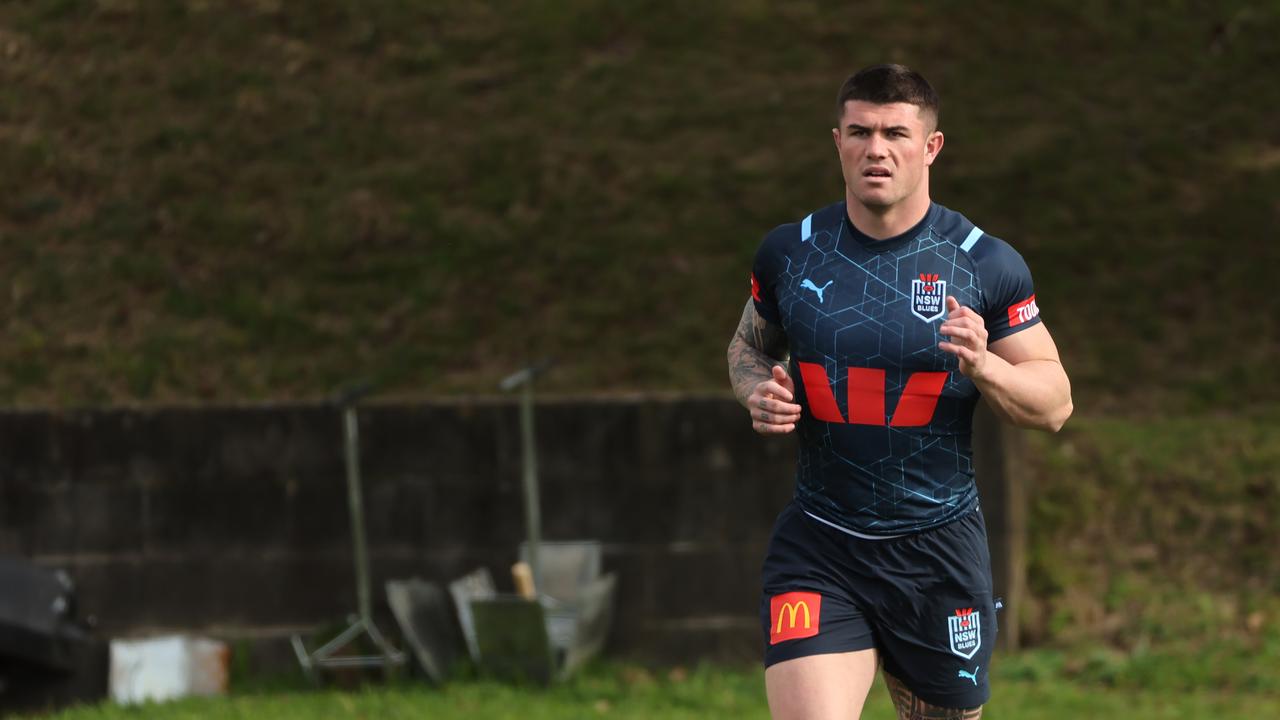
[832, 101, 943, 210]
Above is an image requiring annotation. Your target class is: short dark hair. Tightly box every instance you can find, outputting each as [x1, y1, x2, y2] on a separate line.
[836, 64, 940, 129]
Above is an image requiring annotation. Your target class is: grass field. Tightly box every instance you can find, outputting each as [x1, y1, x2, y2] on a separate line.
[39, 655, 1280, 719]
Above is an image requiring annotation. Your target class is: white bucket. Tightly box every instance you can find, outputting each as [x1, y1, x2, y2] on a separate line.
[108, 635, 229, 705]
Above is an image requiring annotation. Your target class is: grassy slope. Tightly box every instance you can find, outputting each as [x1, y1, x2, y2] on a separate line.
[0, 1, 1277, 410]
[1024, 413, 1280, 687]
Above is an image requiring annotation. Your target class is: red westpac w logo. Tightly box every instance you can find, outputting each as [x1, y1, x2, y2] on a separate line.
[797, 362, 948, 427]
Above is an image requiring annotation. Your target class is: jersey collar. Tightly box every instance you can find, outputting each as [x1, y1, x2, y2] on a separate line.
[842, 202, 939, 253]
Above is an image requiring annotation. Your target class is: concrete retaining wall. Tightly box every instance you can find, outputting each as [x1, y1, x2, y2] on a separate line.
[0, 396, 1020, 664]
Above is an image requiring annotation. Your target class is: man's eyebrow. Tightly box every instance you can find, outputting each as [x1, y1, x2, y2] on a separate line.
[844, 123, 912, 134]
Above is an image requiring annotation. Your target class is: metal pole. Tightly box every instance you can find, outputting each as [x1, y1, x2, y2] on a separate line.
[519, 380, 542, 593]
[344, 405, 373, 624]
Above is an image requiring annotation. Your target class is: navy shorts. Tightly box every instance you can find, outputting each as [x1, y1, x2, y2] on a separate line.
[760, 501, 998, 709]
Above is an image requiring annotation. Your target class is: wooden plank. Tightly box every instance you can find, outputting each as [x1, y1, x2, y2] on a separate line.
[971, 399, 1027, 651]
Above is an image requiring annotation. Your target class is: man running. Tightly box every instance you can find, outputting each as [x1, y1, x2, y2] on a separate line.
[727, 64, 1072, 719]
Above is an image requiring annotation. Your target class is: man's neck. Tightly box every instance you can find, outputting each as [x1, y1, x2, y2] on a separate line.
[845, 189, 932, 240]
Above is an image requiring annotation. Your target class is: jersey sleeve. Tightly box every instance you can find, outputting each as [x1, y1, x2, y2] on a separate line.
[969, 235, 1042, 342]
[749, 225, 791, 326]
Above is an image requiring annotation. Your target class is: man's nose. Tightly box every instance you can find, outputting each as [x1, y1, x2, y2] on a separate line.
[864, 135, 887, 159]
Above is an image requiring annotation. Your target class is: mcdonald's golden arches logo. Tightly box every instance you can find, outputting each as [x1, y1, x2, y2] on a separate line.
[769, 591, 822, 644]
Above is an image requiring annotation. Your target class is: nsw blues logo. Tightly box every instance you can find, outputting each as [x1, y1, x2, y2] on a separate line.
[911, 273, 946, 322]
[948, 608, 981, 659]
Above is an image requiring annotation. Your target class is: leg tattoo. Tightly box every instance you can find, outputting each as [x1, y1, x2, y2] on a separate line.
[883, 671, 982, 719]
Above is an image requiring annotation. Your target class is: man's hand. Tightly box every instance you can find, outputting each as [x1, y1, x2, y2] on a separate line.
[938, 296, 989, 379]
[748, 365, 801, 434]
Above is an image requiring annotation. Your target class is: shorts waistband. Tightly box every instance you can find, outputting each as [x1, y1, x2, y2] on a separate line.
[797, 500, 982, 540]
[802, 510, 906, 540]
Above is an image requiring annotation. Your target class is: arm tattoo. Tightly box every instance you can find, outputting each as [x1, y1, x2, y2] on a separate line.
[727, 300, 789, 407]
[883, 671, 982, 719]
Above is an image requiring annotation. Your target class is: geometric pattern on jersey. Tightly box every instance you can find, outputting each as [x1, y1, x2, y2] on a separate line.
[752, 201, 1039, 535]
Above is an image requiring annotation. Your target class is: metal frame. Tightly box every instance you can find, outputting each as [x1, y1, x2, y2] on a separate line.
[499, 361, 553, 593]
[292, 389, 405, 680]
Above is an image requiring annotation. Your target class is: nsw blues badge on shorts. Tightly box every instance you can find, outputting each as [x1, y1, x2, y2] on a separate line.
[911, 273, 946, 322]
[948, 607, 981, 659]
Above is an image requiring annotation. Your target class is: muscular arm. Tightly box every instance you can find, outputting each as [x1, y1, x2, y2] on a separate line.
[728, 300, 788, 404]
[977, 324, 1073, 431]
[938, 296, 1072, 432]
[727, 300, 801, 434]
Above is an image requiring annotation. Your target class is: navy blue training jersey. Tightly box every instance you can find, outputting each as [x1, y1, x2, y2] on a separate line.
[751, 201, 1042, 536]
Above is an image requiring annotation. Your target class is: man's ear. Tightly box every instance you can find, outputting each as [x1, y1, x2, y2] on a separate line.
[924, 130, 944, 167]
